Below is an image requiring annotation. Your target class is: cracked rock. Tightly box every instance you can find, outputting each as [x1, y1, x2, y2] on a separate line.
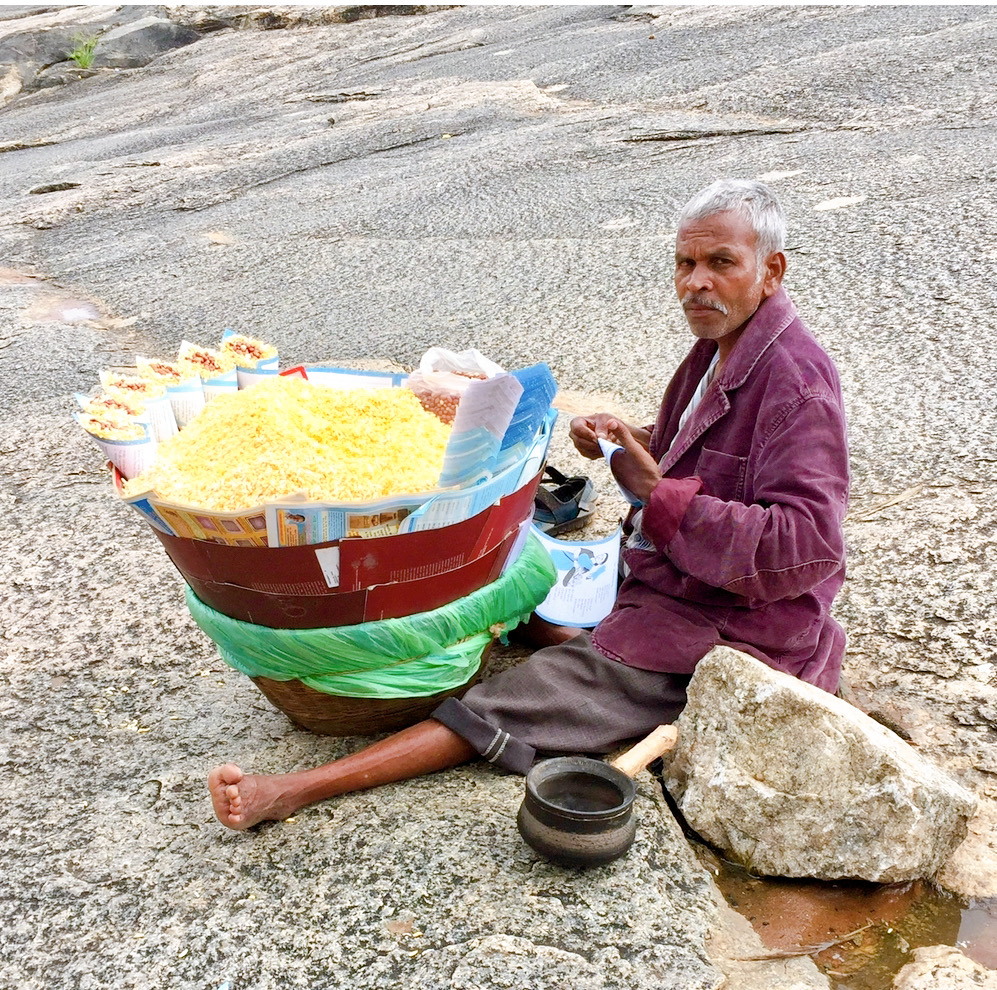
[663, 647, 978, 882]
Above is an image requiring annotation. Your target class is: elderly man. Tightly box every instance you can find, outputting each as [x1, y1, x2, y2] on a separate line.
[209, 179, 848, 830]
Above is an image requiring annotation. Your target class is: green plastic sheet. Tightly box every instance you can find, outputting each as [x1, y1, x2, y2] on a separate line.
[185, 532, 556, 698]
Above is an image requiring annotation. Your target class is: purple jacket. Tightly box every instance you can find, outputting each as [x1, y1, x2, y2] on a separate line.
[591, 288, 849, 692]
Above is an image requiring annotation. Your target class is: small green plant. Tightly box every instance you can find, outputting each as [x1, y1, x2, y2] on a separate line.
[68, 34, 100, 70]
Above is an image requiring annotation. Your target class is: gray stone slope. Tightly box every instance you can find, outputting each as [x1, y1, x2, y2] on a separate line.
[1, 4, 995, 988]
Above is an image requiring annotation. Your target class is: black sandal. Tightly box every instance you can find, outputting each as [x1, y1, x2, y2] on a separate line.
[534, 466, 596, 536]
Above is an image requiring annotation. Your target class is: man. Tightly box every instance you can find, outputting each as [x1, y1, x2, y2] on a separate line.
[209, 179, 848, 830]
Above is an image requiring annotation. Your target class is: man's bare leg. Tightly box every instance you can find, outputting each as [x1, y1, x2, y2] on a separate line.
[208, 718, 477, 831]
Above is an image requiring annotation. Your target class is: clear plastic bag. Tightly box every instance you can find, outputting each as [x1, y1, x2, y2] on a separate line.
[405, 347, 505, 424]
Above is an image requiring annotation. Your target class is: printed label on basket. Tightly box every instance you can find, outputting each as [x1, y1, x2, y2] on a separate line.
[264, 494, 429, 547]
[314, 546, 341, 588]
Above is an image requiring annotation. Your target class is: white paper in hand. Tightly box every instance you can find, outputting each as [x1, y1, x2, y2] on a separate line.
[598, 437, 644, 507]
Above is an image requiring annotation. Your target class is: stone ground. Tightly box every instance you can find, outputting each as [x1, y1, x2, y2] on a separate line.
[1, 5, 995, 989]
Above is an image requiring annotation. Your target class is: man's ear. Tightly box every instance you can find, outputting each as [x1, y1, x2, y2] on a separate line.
[761, 251, 787, 297]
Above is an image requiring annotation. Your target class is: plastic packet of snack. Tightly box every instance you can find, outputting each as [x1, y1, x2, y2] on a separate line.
[403, 370, 478, 425]
[220, 330, 279, 389]
[178, 341, 238, 402]
[74, 411, 158, 479]
[99, 369, 178, 442]
[406, 347, 505, 424]
[417, 347, 504, 378]
[137, 357, 205, 427]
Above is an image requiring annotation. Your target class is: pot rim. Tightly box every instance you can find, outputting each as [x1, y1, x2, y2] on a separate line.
[525, 755, 635, 821]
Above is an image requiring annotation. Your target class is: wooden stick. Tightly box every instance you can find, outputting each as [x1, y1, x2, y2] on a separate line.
[732, 922, 875, 961]
[609, 724, 679, 777]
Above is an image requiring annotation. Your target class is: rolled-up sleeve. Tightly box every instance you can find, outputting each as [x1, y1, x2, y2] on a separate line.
[641, 477, 703, 546]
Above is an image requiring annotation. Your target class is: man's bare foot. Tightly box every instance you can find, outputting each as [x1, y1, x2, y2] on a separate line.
[208, 763, 296, 830]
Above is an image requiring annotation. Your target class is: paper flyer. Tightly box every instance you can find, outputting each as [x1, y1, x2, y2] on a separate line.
[201, 370, 239, 402]
[298, 367, 406, 389]
[264, 493, 430, 547]
[160, 378, 204, 428]
[532, 525, 621, 628]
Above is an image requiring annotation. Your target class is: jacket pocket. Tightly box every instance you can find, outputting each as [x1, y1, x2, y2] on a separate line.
[695, 447, 746, 502]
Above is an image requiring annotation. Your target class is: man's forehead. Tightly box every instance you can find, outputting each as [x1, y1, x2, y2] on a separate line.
[675, 211, 758, 252]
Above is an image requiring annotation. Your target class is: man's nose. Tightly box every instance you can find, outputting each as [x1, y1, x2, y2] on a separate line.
[687, 263, 712, 291]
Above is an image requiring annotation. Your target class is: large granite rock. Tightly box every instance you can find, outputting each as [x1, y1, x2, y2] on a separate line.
[663, 648, 977, 882]
[90, 16, 202, 69]
[2, 3, 996, 983]
[892, 946, 997, 989]
[937, 798, 997, 899]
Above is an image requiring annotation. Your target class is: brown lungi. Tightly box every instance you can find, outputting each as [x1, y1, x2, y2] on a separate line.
[432, 632, 690, 775]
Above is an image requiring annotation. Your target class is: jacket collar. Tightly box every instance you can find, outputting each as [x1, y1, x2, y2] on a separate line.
[658, 287, 797, 473]
[715, 286, 798, 390]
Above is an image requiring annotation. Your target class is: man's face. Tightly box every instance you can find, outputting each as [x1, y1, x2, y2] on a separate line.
[674, 210, 783, 345]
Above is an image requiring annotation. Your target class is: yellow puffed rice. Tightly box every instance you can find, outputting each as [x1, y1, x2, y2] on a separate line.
[123, 376, 451, 510]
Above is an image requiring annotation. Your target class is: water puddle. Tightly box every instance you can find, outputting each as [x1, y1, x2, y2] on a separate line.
[696, 843, 997, 987]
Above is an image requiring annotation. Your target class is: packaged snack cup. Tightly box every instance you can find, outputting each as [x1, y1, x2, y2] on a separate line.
[75, 411, 158, 479]
[137, 357, 206, 427]
[75, 389, 147, 420]
[178, 341, 238, 402]
[166, 377, 207, 428]
[220, 330, 279, 389]
[99, 370, 178, 442]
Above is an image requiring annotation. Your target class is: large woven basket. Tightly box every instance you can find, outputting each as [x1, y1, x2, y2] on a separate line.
[248, 643, 490, 736]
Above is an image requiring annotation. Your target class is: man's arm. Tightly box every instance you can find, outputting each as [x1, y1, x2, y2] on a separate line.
[596, 420, 665, 501]
[639, 393, 848, 603]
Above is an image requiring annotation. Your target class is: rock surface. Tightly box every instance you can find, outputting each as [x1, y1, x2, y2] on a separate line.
[664, 647, 978, 882]
[937, 800, 997, 901]
[88, 16, 202, 70]
[892, 946, 997, 990]
[0, 5, 443, 103]
[1, 3, 996, 987]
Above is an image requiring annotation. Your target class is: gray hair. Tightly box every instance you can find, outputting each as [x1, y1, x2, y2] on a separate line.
[678, 179, 787, 260]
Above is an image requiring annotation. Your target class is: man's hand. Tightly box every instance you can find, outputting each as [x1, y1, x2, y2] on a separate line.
[605, 420, 663, 504]
[569, 414, 651, 460]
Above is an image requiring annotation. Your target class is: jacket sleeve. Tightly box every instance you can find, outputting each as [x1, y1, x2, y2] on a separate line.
[641, 391, 848, 602]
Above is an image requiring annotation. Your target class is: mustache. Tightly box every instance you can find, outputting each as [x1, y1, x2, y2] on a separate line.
[682, 294, 728, 315]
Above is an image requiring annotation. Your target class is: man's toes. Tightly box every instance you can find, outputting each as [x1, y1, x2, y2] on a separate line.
[218, 763, 244, 786]
[208, 763, 243, 792]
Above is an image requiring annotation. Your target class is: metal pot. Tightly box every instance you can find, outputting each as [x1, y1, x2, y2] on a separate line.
[517, 725, 678, 867]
